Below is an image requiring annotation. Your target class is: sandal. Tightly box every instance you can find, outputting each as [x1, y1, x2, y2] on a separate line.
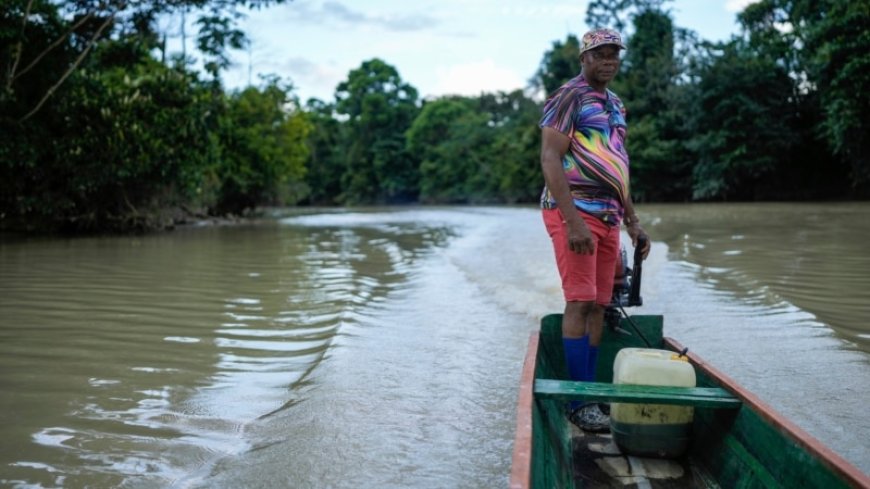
[569, 403, 611, 433]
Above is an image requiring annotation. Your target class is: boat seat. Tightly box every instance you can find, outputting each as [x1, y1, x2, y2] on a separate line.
[534, 379, 742, 409]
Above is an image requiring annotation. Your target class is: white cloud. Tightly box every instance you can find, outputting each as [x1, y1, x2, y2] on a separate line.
[725, 0, 757, 13]
[497, 4, 587, 17]
[275, 57, 346, 101]
[432, 59, 526, 97]
[277, 0, 441, 32]
[211, 0, 743, 101]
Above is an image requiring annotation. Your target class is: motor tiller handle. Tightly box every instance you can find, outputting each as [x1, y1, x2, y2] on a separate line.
[628, 235, 648, 307]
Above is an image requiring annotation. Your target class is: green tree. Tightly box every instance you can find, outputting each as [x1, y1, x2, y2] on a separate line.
[688, 41, 802, 200]
[725, 0, 858, 198]
[407, 97, 482, 202]
[2, 0, 289, 122]
[533, 35, 581, 96]
[301, 98, 345, 205]
[614, 8, 694, 201]
[1, 50, 220, 232]
[216, 77, 312, 214]
[0, 1, 313, 232]
[406, 90, 541, 204]
[803, 1, 870, 193]
[335, 59, 419, 204]
[478, 91, 542, 203]
[585, 0, 669, 33]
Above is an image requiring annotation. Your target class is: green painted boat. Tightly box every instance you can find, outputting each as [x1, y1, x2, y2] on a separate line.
[509, 312, 870, 488]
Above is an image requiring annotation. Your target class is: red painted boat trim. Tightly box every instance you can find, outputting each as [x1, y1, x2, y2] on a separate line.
[509, 332, 539, 489]
[665, 337, 870, 489]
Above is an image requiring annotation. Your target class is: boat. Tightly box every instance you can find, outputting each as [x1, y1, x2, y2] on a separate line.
[509, 240, 870, 488]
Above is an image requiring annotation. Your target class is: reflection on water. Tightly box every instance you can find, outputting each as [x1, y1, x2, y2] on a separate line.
[642, 202, 870, 350]
[633, 202, 870, 477]
[0, 211, 454, 487]
[0, 204, 868, 487]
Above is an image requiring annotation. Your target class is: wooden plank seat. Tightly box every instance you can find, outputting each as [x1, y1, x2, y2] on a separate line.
[534, 379, 742, 409]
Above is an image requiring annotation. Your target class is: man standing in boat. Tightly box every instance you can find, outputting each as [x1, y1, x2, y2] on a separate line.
[539, 28, 650, 432]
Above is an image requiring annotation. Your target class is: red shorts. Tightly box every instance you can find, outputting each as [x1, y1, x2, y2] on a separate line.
[543, 208, 620, 305]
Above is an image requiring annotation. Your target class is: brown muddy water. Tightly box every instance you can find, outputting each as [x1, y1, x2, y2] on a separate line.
[1, 203, 868, 488]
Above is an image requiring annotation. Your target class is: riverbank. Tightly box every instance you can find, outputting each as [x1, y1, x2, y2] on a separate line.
[0, 205, 257, 236]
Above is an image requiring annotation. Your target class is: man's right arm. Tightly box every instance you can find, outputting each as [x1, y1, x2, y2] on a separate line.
[540, 127, 595, 255]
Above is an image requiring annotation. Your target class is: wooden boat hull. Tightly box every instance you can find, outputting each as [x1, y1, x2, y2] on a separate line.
[510, 313, 870, 489]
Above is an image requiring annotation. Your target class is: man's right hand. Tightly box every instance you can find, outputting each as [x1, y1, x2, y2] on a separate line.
[566, 218, 595, 254]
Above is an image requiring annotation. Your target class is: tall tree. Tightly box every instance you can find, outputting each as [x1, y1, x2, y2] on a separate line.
[2, 0, 288, 121]
[406, 90, 541, 204]
[532, 35, 581, 96]
[0, 1, 313, 232]
[1, 50, 221, 231]
[585, 0, 669, 33]
[334, 59, 419, 204]
[407, 97, 479, 203]
[614, 8, 694, 201]
[688, 40, 803, 200]
[804, 1, 870, 193]
[478, 90, 542, 203]
[301, 98, 345, 205]
[733, 0, 859, 197]
[215, 76, 311, 215]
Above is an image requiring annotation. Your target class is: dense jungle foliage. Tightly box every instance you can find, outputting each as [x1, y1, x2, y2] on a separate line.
[1, 0, 868, 233]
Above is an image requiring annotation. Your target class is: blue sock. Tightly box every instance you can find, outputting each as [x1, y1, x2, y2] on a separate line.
[586, 345, 599, 382]
[563, 336, 590, 411]
[562, 335, 590, 381]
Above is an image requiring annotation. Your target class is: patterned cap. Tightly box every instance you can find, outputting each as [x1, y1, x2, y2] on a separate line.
[580, 28, 626, 54]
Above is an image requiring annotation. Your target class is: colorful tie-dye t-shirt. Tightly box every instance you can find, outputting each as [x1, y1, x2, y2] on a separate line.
[540, 74, 629, 226]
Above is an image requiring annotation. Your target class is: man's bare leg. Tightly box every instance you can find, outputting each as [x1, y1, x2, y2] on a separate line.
[563, 301, 604, 342]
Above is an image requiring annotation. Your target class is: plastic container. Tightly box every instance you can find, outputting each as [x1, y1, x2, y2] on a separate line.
[610, 348, 696, 458]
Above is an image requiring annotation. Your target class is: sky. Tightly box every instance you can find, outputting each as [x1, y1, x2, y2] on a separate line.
[164, 0, 756, 102]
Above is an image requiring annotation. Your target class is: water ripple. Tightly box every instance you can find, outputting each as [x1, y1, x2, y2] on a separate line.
[0, 217, 444, 487]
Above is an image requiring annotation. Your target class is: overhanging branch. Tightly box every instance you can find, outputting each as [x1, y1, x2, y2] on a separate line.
[6, 0, 35, 92]
[17, 9, 118, 122]
[11, 10, 96, 85]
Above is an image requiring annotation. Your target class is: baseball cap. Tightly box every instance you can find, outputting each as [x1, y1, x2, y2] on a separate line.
[580, 28, 626, 54]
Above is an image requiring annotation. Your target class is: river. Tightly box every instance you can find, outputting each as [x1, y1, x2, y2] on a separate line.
[1, 203, 868, 488]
